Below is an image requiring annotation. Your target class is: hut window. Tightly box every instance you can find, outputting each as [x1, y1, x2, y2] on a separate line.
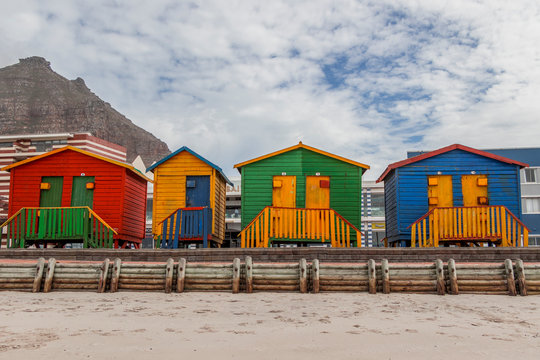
[186, 180, 196, 188]
[477, 196, 488, 205]
[477, 178, 488, 187]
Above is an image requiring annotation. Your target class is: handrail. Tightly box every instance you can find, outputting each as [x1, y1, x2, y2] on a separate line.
[1, 207, 118, 235]
[409, 205, 529, 247]
[157, 206, 208, 226]
[0, 207, 117, 248]
[239, 206, 362, 248]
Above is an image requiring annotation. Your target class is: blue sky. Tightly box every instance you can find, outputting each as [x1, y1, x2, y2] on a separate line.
[1, 0, 540, 179]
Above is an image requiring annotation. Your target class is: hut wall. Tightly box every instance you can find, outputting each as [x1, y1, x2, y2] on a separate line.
[121, 169, 148, 241]
[388, 149, 522, 243]
[214, 169, 227, 242]
[240, 148, 363, 233]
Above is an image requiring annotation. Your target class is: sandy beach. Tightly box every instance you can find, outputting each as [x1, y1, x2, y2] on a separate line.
[1, 292, 539, 359]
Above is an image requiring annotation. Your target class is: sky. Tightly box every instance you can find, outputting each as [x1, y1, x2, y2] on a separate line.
[1, 0, 540, 180]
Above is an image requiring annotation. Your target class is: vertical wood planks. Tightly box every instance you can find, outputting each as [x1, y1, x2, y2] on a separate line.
[435, 259, 445, 295]
[299, 258, 307, 293]
[32, 257, 45, 293]
[381, 259, 390, 294]
[177, 258, 186, 293]
[368, 259, 376, 294]
[98, 258, 110, 293]
[165, 258, 174, 293]
[43, 258, 56, 293]
[232, 258, 240, 294]
[447, 259, 458, 295]
[110, 258, 122, 293]
[312, 259, 320, 294]
[504, 259, 517, 296]
[245, 256, 253, 294]
[515, 259, 527, 296]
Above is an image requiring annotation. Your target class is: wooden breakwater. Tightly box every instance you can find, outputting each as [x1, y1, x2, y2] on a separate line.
[1, 257, 539, 295]
[2, 247, 540, 263]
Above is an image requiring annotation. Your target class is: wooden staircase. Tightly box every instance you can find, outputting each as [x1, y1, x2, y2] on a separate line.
[409, 205, 529, 247]
[0, 207, 116, 249]
[239, 206, 362, 248]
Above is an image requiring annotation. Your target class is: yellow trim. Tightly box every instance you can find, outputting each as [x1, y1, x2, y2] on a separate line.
[234, 142, 370, 170]
[1, 146, 152, 182]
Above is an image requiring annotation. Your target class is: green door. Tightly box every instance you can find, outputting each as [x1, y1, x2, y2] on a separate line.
[71, 176, 95, 208]
[40, 176, 64, 207]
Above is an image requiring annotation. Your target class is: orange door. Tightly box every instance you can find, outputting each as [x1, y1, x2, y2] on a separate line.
[272, 176, 296, 208]
[305, 176, 330, 209]
[427, 175, 453, 210]
[461, 175, 488, 206]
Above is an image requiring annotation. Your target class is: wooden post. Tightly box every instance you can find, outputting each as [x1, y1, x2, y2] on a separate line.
[515, 259, 527, 296]
[435, 259, 445, 295]
[381, 259, 390, 294]
[448, 259, 458, 295]
[32, 257, 45, 293]
[312, 259, 320, 294]
[110, 258, 122, 293]
[98, 258, 110, 293]
[299, 258, 307, 293]
[245, 256, 253, 294]
[176, 258, 186, 293]
[504, 259, 517, 296]
[368, 259, 376, 294]
[165, 258, 174, 293]
[232, 258, 240, 294]
[43, 258, 56, 293]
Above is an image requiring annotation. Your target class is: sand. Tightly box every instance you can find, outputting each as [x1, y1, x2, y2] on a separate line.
[0, 292, 539, 359]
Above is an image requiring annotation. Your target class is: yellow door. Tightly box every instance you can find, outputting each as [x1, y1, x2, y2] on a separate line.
[272, 176, 296, 208]
[427, 175, 453, 210]
[305, 176, 330, 209]
[461, 175, 488, 206]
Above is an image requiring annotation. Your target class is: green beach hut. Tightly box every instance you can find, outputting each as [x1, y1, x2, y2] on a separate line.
[234, 142, 369, 248]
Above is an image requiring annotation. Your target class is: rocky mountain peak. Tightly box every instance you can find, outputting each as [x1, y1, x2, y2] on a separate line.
[0, 57, 170, 165]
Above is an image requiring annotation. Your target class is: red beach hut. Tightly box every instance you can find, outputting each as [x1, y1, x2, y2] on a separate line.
[1, 146, 150, 249]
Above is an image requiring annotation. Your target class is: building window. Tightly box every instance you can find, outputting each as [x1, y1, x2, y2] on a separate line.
[524, 168, 539, 183]
[529, 236, 540, 247]
[523, 198, 540, 213]
[371, 193, 385, 217]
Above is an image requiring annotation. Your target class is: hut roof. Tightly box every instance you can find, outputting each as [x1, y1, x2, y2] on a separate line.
[234, 142, 370, 172]
[1, 146, 151, 182]
[377, 144, 529, 183]
[146, 146, 233, 186]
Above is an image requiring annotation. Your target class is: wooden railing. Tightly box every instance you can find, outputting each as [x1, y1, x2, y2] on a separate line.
[409, 206, 529, 247]
[239, 206, 362, 248]
[156, 207, 212, 248]
[0, 207, 117, 249]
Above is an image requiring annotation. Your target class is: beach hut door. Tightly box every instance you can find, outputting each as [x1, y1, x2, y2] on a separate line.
[427, 175, 453, 210]
[305, 176, 330, 209]
[39, 176, 64, 207]
[272, 176, 296, 208]
[71, 176, 95, 208]
[461, 175, 488, 206]
[186, 175, 210, 207]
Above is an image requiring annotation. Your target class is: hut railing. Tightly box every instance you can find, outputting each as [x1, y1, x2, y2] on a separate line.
[156, 207, 212, 248]
[0, 207, 117, 249]
[239, 206, 362, 248]
[409, 206, 529, 247]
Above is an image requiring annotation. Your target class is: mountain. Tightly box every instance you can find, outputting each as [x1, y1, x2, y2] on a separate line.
[0, 56, 170, 164]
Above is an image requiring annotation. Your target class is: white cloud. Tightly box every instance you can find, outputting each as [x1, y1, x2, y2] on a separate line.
[1, 0, 540, 179]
